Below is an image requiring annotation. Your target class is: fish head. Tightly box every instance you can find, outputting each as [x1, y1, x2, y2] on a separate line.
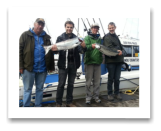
[95, 44, 100, 49]
[78, 37, 84, 42]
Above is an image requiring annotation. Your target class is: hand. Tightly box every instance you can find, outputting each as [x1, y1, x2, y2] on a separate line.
[48, 70, 54, 74]
[92, 44, 96, 49]
[80, 41, 86, 48]
[51, 44, 58, 51]
[117, 50, 122, 55]
[19, 69, 23, 74]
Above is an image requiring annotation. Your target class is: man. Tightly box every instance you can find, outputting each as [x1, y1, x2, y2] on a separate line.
[19, 18, 55, 107]
[53, 21, 86, 107]
[103, 22, 124, 101]
[84, 23, 103, 104]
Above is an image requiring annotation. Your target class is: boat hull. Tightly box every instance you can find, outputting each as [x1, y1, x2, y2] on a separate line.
[19, 70, 139, 102]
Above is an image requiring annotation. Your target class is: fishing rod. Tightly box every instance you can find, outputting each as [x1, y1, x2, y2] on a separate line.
[92, 18, 100, 35]
[86, 18, 91, 27]
[99, 18, 105, 36]
[81, 18, 90, 35]
[86, 18, 92, 33]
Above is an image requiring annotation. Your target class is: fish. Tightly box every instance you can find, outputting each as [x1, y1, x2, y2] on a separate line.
[43, 37, 84, 55]
[95, 44, 119, 56]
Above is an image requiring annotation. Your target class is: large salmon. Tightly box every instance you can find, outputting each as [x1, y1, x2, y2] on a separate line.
[43, 37, 83, 55]
[95, 44, 119, 56]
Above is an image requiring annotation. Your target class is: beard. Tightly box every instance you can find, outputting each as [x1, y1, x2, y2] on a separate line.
[109, 31, 115, 34]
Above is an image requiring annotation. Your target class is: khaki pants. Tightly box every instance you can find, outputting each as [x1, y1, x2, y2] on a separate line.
[85, 64, 101, 101]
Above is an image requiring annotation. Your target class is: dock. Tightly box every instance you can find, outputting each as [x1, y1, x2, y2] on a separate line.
[41, 91, 139, 107]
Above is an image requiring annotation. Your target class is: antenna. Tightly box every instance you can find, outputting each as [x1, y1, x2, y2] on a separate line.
[122, 18, 127, 36]
[77, 18, 79, 36]
[137, 18, 139, 39]
[129, 19, 133, 38]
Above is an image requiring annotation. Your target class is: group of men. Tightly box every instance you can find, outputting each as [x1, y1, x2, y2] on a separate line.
[19, 18, 124, 107]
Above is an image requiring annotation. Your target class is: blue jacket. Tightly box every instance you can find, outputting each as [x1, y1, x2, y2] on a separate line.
[30, 28, 47, 72]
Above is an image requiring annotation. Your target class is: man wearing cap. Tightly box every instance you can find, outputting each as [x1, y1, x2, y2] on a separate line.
[84, 23, 103, 104]
[53, 21, 86, 107]
[103, 22, 124, 101]
[19, 18, 55, 107]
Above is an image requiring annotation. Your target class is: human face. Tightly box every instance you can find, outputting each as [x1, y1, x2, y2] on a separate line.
[108, 24, 116, 34]
[34, 22, 44, 35]
[91, 26, 99, 34]
[65, 24, 74, 34]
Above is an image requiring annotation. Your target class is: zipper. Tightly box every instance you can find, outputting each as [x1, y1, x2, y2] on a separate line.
[73, 48, 76, 69]
[38, 36, 40, 72]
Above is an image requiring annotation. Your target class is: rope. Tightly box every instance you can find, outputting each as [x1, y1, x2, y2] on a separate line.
[124, 86, 139, 95]
[120, 77, 139, 95]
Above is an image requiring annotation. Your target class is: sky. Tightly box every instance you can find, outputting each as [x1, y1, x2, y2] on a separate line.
[8, 6, 151, 118]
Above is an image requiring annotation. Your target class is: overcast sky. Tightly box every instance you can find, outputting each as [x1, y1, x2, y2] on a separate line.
[8, 6, 151, 118]
[20, 17, 139, 43]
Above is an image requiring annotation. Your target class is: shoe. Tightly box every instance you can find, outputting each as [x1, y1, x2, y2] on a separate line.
[86, 100, 91, 104]
[66, 103, 76, 107]
[108, 95, 114, 101]
[95, 99, 101, 103]
[56, 104, 61, 107]
[114, 93, 122, 100]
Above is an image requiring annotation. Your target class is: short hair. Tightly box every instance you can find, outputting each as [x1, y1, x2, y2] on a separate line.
[108, 22, 116, 27]
[64, 21, 74, 28]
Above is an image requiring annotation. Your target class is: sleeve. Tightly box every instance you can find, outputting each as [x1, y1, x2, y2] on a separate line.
[77, 45, 87, 54]
[52, 36, 62, 54]
[84, 36, 93, 51]
[19, 33, 25, 69]
[103, 36, 118, 52]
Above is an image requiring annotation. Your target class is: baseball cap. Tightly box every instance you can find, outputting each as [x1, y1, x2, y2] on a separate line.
[35, 18, 45, 24]
[91, 23, 100, 28]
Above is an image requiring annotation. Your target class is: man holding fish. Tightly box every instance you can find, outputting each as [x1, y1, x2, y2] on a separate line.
[51, 21, 86, 107]
[103, 22, 124, 101]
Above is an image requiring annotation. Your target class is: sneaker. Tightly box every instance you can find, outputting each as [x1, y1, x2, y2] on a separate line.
[86, 100, 91, 104]
[114, 93, 122, 100]
[66, 103, 76, 107]
[95, 99, 101, 103]
[108, 95, 114, 101]
[56, 104, 61, 107]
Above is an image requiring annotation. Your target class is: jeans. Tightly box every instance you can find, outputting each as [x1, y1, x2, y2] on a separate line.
[22, 70, 47, 107]
[106, 63, 122, 95]
[56, 64, 76, 105]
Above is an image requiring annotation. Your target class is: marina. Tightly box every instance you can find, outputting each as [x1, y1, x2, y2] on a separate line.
[19, 18, 139, 107]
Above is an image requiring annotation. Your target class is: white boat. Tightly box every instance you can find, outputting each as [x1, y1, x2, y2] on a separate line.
[19, 70, 139, 102]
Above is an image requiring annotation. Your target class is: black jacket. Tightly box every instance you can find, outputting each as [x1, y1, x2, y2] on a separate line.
[103, 33, 124, 63]
[55, 32, 86, 69]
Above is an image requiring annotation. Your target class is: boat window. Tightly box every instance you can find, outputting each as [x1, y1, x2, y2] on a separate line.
[122, 46, 132, 57]
[133, 46, 139, 57]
